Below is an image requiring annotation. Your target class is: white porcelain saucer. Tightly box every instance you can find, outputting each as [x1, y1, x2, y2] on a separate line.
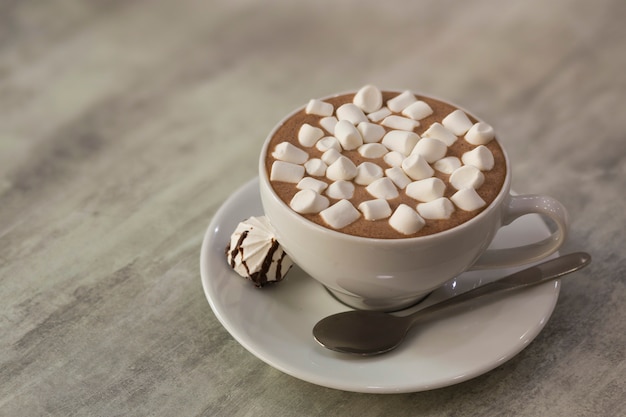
[200, 178, 560, 394]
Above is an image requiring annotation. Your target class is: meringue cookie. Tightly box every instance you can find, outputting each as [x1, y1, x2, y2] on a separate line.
[226, 216, 293, 287]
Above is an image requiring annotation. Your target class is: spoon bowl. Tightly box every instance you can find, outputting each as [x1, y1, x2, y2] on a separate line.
[314, 311, 409, 355]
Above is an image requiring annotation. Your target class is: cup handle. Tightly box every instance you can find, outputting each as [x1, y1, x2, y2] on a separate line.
[471, 194, 569, 269]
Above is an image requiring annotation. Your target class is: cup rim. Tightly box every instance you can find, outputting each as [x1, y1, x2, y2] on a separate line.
[259, 89, 511, 244]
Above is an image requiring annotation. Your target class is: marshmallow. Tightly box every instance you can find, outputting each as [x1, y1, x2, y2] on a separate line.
[357, 122, 386, 143]
[304, 158, 327, 176]
[389, 204, 425, 235]
[465, 122, 495, 145]
[305, 99, 333, 116]
[358, 143, 388, 159]
[365, 177, 399, 200]
[320, 199, 361, 229]
[385, 166, 412, 189]
[326, 180, 355, 199]
[297, 177, 329, 193]
[381, 130, 420, 156]
[422, 122, 457, 146]
[406, 178, 446, 202]
[334, 120, 363, 150]
[417, 197, 455, 220]
[336, 103, 368, 125]
[358, 199, 392, 221]
[401, 154, 435, 180]
[298, 123, 324, 147]
[411, 137, 448, 163]
[449, 165, 485, 190]
[321, 148, 342, 165]
[383, 151, 405, 167]
[319, 116, 338, 134]
[354, 162, 384, 185]
[442, 109, 473, 136]
[272, 142, 309, 164]
[367, 106, 392, 122]
[316, 136, 341, 152]
[270, 161, 305, 183]
[326, 156, 358, 181]
[381, 115, 420, 131]
[451, 188, 486, 211]
[353, 84, 383, 113]
[433, 156, 462, 174]
[462, 145, 494, 171]
[290, 189, 330, 214]
[402, 100, 434, 120]
[387, 90, 417, 112]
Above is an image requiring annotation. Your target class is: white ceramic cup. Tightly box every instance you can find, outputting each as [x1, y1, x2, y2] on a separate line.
[259, 94, 569, 311]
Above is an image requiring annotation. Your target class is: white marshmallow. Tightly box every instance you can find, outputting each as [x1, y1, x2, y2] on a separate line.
[326, 180, 355, 199]
[389, 204, 425, 235]
[298, 123, 324, 147]
[387, 90, 417, 112]
[462, 145, 494, 171]
[451, 188, 486, 211]
[357, 122, 386, 143]
[320, 199, 361, 229]
[381, 115, 420, 131]
[422, 122, 458, 146]
[353, 85, 383, 113]
[365, 177, 399, 200]
[321, 148, 342, 165]
[367, 106, 392, 123]
[334, 120, 363, 150]
[336, 103, 368, 125]
[319, 116, 338, 134]
[383, 151, 405, 167]
[442, 109, 473, 136]
[385, 166, 412, 189]
[290, 189, 330, 214]
[305, 99, 333, 116]
[316, 136, 341, 152]
[406, 178, 446, 202]
[433, 156, 462, 174]
[358, 143, 388, 159]
[401, 154, 435, 180]
[354, 162, 384, 185]
[304, 158, 327, 176]
[449, 165, 485, 190]
[270, 161, 305, 183]
[381, 130, 420, 156]
[358, 199, 392, 221]
[326, 156, 358, 181]
[465, 122, 495, 145]
[411, 137, 448, 163]
[417, 197, 455, 220]
[297, 177, 329, 193]
[272, 142, 309, 164]
[401, 100, 433, 120]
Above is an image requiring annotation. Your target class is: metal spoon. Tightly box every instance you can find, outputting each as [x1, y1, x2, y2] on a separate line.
[313, 252, 591, 356]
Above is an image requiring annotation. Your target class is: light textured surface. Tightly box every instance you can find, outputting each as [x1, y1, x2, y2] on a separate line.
[1, 0, 624, 415]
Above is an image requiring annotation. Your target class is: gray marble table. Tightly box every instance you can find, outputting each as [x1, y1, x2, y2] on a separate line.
[1, 0, 624, 415]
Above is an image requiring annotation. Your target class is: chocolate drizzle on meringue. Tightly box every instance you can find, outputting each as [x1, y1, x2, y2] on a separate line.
[249, 238, 280, 287]
[225, 216, 293, 287]
[228, 230, 249, 269]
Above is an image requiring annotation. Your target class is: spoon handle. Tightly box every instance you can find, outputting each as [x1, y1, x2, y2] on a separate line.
[408, 252, 591, 325]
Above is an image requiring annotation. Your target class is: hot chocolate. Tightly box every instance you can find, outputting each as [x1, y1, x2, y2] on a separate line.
[264, 86, 506, 239]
